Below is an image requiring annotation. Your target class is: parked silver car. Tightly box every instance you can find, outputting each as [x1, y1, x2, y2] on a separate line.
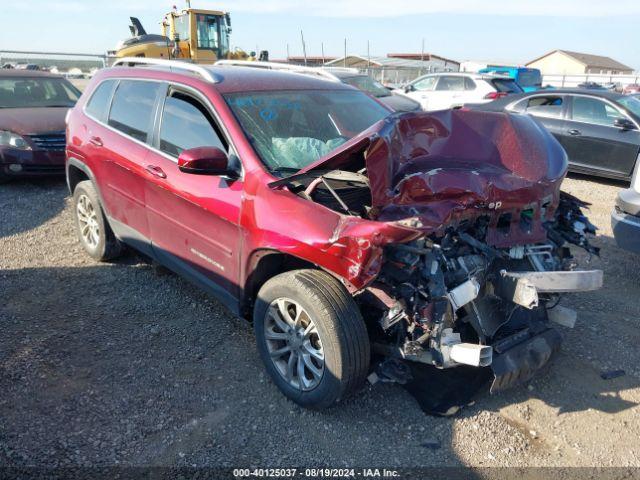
[612, 160, 640, 253]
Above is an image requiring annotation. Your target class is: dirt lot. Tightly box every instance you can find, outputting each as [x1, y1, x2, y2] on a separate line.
[1, 174, 640, 470]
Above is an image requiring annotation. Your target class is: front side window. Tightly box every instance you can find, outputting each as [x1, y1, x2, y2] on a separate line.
[85, 79, 117, 121]
[0, 77, 80, 108]
[159, 91, 226, 157]
[436, 76, 465, 91]
[618, 96, 640, 118]
[412, 76, 436, 91]
[224, 89, 389, 172]
[108, 80, 162, 142]
[571, 96, 622, 126]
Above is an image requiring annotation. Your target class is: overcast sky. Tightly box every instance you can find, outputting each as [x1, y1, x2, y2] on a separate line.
[2, 0, 638, 70]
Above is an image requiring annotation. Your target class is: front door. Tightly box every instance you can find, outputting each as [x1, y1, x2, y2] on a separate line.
[143, 85, 243, 305]
[563, 95, 640, 177]
[519, 94, 568, 141]
[406, 76, 437, 111]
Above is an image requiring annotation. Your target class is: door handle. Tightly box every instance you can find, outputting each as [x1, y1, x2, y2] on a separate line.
[568, 129, 581, 136]
[89, 136, 103, 147]
[145, 165, 167, 179]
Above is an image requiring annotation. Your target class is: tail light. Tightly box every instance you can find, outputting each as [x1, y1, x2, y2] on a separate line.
[484, 91, 508, 100]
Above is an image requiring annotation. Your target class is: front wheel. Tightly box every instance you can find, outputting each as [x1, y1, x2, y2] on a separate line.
[253, 269, 370, 409]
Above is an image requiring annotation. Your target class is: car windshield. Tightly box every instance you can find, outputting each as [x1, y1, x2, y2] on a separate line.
[341, 75, 390, 97]
[618, 96, 640, 118]
[517, 70, 542, 87]
[0, 77, 80, 108]
[224, 89, 389, 173]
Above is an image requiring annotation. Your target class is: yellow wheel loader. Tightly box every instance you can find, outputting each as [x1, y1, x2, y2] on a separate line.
[112, 4, 267, 64]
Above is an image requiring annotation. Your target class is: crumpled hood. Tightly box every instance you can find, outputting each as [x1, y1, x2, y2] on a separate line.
[299, 109, 568, 241]
[0, 107, 69, 135]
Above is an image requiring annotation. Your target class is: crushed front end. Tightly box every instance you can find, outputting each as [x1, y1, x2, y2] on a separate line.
[362, 194, 601, 392]
[276, 109, 603, 393]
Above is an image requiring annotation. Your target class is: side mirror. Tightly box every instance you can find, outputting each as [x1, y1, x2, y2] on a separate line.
[178, 147, 232, 176]
[614, 118, 637, 130]
[404, 84, 415, 93]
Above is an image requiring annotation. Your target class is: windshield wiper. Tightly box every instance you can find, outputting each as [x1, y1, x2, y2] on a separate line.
[269, 166, 301, 175]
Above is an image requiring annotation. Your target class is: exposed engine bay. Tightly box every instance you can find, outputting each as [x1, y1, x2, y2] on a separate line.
[271, 109, 603, 394]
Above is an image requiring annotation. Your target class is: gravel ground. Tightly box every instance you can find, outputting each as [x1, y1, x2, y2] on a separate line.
[1, 174, 640, 470]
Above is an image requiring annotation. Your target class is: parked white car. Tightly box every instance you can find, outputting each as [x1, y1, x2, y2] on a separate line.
[395, 73, 523, 111]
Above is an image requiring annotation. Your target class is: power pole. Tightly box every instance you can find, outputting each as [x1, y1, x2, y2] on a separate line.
[344, 38, 347, 67]
[286, 43, 290, 62]
[300, 30, 307, 66]
[321, 42, 325, 65]
[367, 40, 370, 69]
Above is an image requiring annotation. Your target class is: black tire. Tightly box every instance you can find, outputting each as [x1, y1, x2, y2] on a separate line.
[72, 180, 123, 261]
[253, 269, 370, 409]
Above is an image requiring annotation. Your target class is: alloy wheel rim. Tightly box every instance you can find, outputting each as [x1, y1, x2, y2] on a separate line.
[264, 298, 324, 391]
[76, 194, 100, 250]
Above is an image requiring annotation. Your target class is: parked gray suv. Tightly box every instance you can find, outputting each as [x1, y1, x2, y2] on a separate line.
[612, 159, 640, 253]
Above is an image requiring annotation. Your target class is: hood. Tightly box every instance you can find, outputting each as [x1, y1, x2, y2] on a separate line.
[296, 109, 568, 238]
[0, 107, 69, 135]
[378, 93, 421, 112]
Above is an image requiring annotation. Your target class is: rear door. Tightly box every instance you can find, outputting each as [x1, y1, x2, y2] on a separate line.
[144, 85, 243, 305]
[93, 79, 164, 254]
[563, 95, 640, 177]
[513, 94, 568, 140]
[431, 75, 466, 110]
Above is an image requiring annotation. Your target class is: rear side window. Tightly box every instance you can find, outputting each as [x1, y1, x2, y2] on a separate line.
[159, 91, 226, 157]
[85, 80, 117, 121]
[436, 76, 465, 91]
[108, 80, 162, 142]
[490, 79, 524, 93]
[464, 77, 476, 91]
[524, 96, 564, 119]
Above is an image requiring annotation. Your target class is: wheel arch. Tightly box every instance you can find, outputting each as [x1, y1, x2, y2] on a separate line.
[242, 249, 336, 319]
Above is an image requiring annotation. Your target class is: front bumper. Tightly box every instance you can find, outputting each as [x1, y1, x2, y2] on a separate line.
[0, 148, 65, 177]
[611, 207, 640, 255]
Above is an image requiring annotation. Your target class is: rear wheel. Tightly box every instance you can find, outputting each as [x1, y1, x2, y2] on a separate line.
[73, 180, 122, 261]
[253, 269, 370, 408]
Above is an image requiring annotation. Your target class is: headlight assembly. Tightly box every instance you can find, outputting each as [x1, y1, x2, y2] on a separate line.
[0, 130, 31, 150]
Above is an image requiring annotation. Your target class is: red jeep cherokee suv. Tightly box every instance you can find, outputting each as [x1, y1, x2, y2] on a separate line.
[66, 58, 601, 409]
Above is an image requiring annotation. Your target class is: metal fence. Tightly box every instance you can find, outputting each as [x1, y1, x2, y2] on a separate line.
[542, 73, 639, 88]
[357, 66, 448, 87]
[0, 50, 106, 73]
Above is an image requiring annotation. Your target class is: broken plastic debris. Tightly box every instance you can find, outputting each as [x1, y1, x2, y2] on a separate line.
[600, 369, 625, 380]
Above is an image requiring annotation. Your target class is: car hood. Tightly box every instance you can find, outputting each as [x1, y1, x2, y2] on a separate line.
[293, 110, 568, 237]
[378, 93, 421, 112]
[0, 107, 70, 135]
